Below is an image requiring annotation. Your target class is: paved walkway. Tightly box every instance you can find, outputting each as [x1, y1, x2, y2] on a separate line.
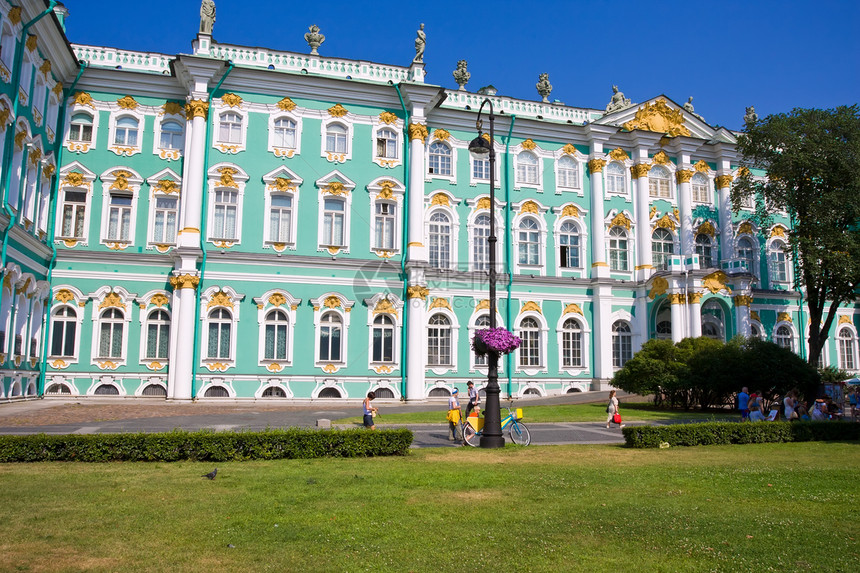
[0, 391, 634, 447]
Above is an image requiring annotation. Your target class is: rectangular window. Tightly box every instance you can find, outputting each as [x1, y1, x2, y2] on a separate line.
[473, 158, 489, 180]
[269, 195, 292, 243]
[374, 202, 395, 250]
[322, 199, 345, 246]
[519, 332, 540, 367]
[212, 189, 238, 240]
[61, 190, 87, 238]
[372, 328, 394, 363]
[107, 194, 132, 241]
[146, 323, 169, 359]
[563, 331, 582, 367]
[153, 197, 178, 244]
[692, 182, 709, 203]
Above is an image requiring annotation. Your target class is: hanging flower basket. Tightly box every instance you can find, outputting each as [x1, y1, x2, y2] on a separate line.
[472, 327, 521, 356]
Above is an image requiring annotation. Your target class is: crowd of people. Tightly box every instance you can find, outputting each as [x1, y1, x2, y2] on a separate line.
[737, 386, 858, 422]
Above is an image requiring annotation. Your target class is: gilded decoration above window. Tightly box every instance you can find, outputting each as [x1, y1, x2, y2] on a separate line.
[218, 167, 239, 188]
[378, 111, 398, 124]
[694, 160, 710, 172]
[154, 179, 179, 195]
[648, 276, 669, 300]
[609, 212, 632, 230]
[702, 271, 732, 295]
[562, 303, 583, 315]
[520, 301, 542, 314]
[698, 220, 716, 237]
[521, 138, 537, 150]
[207, 291, 234, 310]
[520, 201, 539, 214]
[432, 128, 450, 141]
[652, 150, 671, 165]
[161, 101, 184, 116]
[561, 204, 579, 218]
[737, 221, 754, 235]
[277, 97, 297, 111]
[327, 103, 348, 117]
[220, 93, 243, 108]
[430, 193, 450, 207]
[561, 143, 577, 155]
[608, 148, 629, 161]
[98, 292, 124, 310]
[117, 95, 138, 110]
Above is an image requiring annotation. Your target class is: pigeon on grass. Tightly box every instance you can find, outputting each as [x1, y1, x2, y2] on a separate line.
[202, 468, 217, 480]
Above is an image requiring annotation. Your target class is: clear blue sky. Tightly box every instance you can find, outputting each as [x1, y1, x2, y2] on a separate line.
[62, 0, 859, 131]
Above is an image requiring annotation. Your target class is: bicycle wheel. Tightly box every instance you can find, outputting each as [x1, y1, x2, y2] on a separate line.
[508, 420, 531, 446]
[462, 422, 479, 447]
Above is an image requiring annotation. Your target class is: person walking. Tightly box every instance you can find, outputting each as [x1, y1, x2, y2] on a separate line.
[362, 392, 378, 430]
[606, 390, 625, 429]
[447, 388, 463, 442]
[738, 387, 750, 421]
[783, 390, 797, 421]
[465, 380, 480, 418]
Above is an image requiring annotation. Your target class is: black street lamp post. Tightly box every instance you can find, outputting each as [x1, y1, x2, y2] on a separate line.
[468, 99, 504, 448]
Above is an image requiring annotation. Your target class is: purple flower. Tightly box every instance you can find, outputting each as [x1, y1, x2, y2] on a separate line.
[472, 328, 521, 356]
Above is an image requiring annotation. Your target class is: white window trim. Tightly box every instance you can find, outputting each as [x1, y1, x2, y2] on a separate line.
[46, 285, 86, 367]
[604, 210, 635, 277]
[515, 310, 548, 375]
[465, 197, 504, 273]
[310, 292, 355, 370]
[424, 197, 461, 271]
[107, 109, 144, 157]
[213, 106, 248, 154]
[512, 206, 548, 276]
[765, 233, 792, 290]
[254, 290, 302, 368]
[836, 324, 859, 372]
[690, 172, 713, 205]
[371, 117, 403, 168]
[553, 151, 584, 195]
[647, 164, 675, 201]
[603, 160, 631, 198]
[514, 150, 543, 192]
[99, 167, 143, 249]
[468, 150, 500, 187]
[772, 319, 797, 353]
[135, 290, 172, 368]
[426, 306, 459, 375]
[268, 112, 302, 158]
[367, 177, 405, 256]
[199, 286, 244, 370]
[556, 311, 591, 375]
[466, 309, 505, 373]
[363, 293, 403, 371]
[206, 163, 248, 247]
[45, 91, 59, 144]
[320, 118, 353, 163]
[650, 226, 679, 271]
[316, 171, 356, 254]
[153, 111, 185, 161]
[610, 310, 635, 371]
[733, 231, 760, 279]
[88, 286, 136, 368]
[262, 166, 303, 251]
[145, 168, 182, 250]
[552, 204, 589, 278]
[426, 138, 457, 184]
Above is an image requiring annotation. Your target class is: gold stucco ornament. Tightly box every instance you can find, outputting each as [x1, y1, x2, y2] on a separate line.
[622, 99, 690, 137]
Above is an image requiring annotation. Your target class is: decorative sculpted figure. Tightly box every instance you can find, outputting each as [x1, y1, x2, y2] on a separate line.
[199, 0, 215, 35]
[744, 106, 758, 125]
[452, 59, 470, 91]
[414, 23, 426, 62]
[536, 73, 552, 103]
[604, 85, 632, 114]
[683, 96, 705, 121]
[305, 25, 325, 55]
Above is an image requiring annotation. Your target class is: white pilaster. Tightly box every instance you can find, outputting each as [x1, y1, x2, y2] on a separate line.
[734, 296, 751, 337]
[178, 103, 208, 248]
[631, 160, 652, 279]
[670, 294, 685, 342]
[592, 284, 613, 385]
[677, 172, 694, 256]
[689, 293, 703, 338]
[717, 176, 734, 264]
[168, 273, 199, 399]
[405, 279, 426, 400]
[588, 157, 609, 278]
[406, 120, 428, 263]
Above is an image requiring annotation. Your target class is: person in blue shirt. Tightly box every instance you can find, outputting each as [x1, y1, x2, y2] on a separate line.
[362, 392, 378, 430]
[738, 387, 750, 421]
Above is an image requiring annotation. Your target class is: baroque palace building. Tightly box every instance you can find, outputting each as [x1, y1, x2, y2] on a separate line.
[0, 0, 857, 401]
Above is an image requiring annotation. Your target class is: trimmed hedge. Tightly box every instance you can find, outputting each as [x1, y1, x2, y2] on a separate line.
[623, 421, 860, 448]
[0, 428, 413, 462]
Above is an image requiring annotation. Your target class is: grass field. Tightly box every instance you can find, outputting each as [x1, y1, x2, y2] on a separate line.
[335, 401, 730, 425]
[0, 442, 856, 572]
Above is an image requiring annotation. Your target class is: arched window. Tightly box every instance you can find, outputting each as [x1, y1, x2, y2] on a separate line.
[473, 213, 490, 271]
[322, 197, 345, 246]
[774, 325, 793, 350]
[605, 161, 626, 194]
[517, 152, 539, 184]
[608, 226, 628, 271]
[273, 117, 297, 149]
[474, 315, 490, 367]
[838, 327, 857, 371]
[207, 308, 232, 359]
[656, 320, 672, 339]
[427, 314, 451, 366]
[69, 112, 93, 142]
[374, 201, 395, 250]
[561, 318, 582, 368]
[212, 189, 238, 240]
[769, 240, 788, 283]
[518, 317, 541, 367]
[269, 194, 292, 242]
[428, 142, 451, 176]
[262, 386, 287, 398]
[695, 234, 713, 268]
[264, 309, 289, 360]
[737, 237, 755, 273]
[50, 307, 76, 357]
[691, 172, 709, 203]
[612, 320, 632, 367]
[219, 112, 242, 144]
[750, 324, 761, 339]
[372, 314, 395, 363]
[518, 217, 540, 266]
[648, 165, 670, 198]
[702, 323, 720, 339]
[114, 116, 139, 146]
[145, 310, 170, 359]
[429, 211, 451, 269]
[106, 191, 133, 241]
[159, 120, 183, 150]
[652, 228, 674, 268]
[98, 308, 124, 359]
[376, 127, 397, 159]
[319, 311, 342, 362]
[557, 156, 579, 189]
[559, 221, 580, 268]
[325, 123, 348, 154]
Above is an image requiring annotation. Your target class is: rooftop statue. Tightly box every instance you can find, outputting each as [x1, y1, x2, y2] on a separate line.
[452, 60, 470, 91]
[414, 23, 426, 63]
[604, 85, 632, 114]
[744, 106, 758, 125]
[683, 96, 705, 122]
[199, 0, 215, 35]
[536, 73, 552, 103]
[305, 25, 325, 55]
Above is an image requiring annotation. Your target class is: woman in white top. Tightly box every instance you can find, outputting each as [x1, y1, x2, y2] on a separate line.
[783, 391, 797, 420]
[606, 390, 625, 429]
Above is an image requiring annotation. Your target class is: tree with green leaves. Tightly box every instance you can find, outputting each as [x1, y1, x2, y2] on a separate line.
[733, 105, 860, 367]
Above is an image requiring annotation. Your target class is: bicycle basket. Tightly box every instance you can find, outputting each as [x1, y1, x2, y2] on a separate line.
[515, 408, 523, 420]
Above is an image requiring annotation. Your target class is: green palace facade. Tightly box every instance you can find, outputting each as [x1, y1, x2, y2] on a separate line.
[0, 0, 857, 401]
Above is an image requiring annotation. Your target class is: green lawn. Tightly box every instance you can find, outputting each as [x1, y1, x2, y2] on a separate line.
[1, 442, 856, 572]
[337, 401, 731, 425]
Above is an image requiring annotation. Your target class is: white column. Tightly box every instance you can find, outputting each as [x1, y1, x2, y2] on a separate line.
[677, 169, 694, 256]
[633, 294, 648, 353]
[592, 284, 613, 387]
[689, 292, 703, 338]
[588, 158, 609, 278]
[631, 163, 652, 278]
[406, 121, 428, 264]
[405, 282, 426, 401]
[178, 100, 209, 248]
[669, 294, 685, 342]
[168, 273, 199, 399]
[716, 175, 734, 263]
[734, 295, 751, 337]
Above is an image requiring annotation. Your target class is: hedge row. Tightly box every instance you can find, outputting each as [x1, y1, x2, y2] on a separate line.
[623, 421, 860, 448]
[0, 428, 414, 462]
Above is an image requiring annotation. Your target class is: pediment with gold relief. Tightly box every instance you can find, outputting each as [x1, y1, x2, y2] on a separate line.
[594, 96, 732, 143]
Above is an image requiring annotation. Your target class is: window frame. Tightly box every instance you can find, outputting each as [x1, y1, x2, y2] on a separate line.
[515, 311, 548, 374]
[321, 119, 352, 163]
[48, 304, 80, 362]
[648, 165, 672, 199]
[690, 172, 710, 204]
[427, 140, 454, 179]
[651, 227, 675, 270]
[559, 316, 587, 370]
[611, 320, 633, 368]
[555, 154, 581, 191]
[154, 115, 185, 160]
[515, 150, 541, 189]
[837, 326, 858, 371]
[89, 287, 133, 368]
[604, 161, 628, 195]
[99, 168, 142, 248]
[146, 172, 181, 249]
[608, 226, 630, 272]
[695, 233, 715, 268]
[108, 111, 144, 156]
[767, 238, 790, 287]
